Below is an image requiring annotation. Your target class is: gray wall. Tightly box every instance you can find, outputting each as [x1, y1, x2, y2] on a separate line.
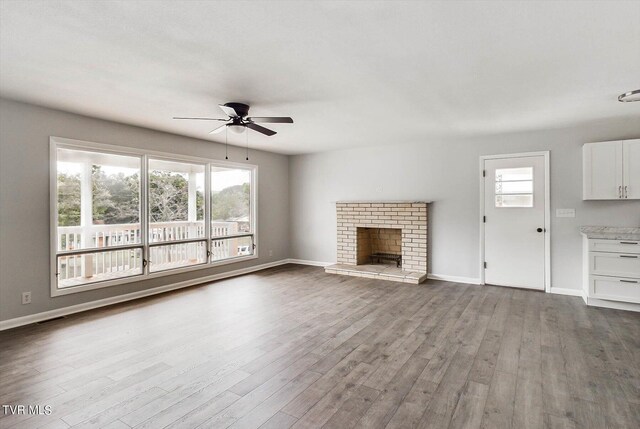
[0, 98, 290, 321]
[1, 97, 638, 323]
[289, 117, 640, 290]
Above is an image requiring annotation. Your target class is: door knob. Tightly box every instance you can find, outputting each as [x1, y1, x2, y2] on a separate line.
[536, 228, 543, 233]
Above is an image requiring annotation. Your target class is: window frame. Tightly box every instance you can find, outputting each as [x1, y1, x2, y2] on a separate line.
[50, 136, 258, 297]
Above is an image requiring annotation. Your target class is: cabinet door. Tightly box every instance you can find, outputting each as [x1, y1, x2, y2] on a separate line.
[583, 141, 623, 200]
[590, 252, 640, 279]
[590, 275, 640, 303]
[623, 139, 640, 199]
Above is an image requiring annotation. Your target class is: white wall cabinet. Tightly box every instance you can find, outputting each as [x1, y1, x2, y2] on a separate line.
[623, 139, 640, 199]
[583, 139, 640, 200]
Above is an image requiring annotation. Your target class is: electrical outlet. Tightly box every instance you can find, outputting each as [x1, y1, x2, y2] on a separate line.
[269, 249, 273, 257]
[22, 292, 31, 305]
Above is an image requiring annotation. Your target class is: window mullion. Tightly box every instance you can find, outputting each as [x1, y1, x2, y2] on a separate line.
[250, 167, 257, 254]
[205, 163, 212, 263]
[141, 154, 150, 275]
[211, 233, 255, 241]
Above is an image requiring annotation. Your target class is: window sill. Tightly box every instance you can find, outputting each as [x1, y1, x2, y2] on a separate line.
[50, 253, 259, 297]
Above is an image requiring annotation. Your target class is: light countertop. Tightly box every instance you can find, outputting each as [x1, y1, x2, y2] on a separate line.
[580, 226, 640, 241]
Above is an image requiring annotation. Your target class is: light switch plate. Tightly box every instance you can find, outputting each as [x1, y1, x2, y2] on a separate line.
[556, 208, 575, 218]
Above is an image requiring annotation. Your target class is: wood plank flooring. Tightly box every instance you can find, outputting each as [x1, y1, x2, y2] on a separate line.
[1, 264, 638, 429]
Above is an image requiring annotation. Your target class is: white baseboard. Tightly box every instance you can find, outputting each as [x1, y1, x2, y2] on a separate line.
[0, 259, 289, 331]
[427, 273, 482, 285]
[286, 259, 334, 267]
[549, 287, 584, 297]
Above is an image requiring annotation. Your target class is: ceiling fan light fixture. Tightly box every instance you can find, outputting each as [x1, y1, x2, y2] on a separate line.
[228, 124, 246, 134]
[173, 102, 292, 137]
[618, 89, 640, 102]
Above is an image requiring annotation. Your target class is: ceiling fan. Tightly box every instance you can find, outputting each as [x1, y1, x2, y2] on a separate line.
[173, 102, 293, 136]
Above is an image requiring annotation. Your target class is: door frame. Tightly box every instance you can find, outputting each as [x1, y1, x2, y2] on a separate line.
[479, 151, 551, 292]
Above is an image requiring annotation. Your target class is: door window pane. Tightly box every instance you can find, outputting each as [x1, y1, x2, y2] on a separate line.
[495, 167, 533, 208]
[149, 242, 207, 272]
[495, 167, 532, 181]
[211, 167, 252, 237]
[211, 236, 254, 261]
[495, 180, 533, 194]
[495, 194, 534, 208]
[149, 159, 205, 242]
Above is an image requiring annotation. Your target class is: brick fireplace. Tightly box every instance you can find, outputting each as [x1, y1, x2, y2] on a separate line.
[325, 201, 429, 284]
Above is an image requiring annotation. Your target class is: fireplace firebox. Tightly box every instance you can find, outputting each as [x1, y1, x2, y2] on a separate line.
[357, 227, 402, 267]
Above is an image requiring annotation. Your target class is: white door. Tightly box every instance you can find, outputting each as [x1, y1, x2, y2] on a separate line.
[484, 155, 546, 290]
[583, 141, 623, 200]
[623, 139, 640, 199]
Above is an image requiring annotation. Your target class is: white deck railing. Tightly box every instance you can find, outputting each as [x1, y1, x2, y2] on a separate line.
[56, 221, 246, 286]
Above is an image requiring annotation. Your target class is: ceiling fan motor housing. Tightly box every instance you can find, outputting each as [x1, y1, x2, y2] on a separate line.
[224, 102, 250, 118]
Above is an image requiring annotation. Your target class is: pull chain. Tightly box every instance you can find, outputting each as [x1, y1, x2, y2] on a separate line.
[225, 126, 228, 160]
[245, 128, 249, 161]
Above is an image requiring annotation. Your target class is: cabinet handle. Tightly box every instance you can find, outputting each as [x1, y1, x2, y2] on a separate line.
[620, 242, 639, 245]
[618, 185, 622, 198]
[624, 185, 628, 198]
[619, 255, 638, 258]
[619, 279, 638, 283]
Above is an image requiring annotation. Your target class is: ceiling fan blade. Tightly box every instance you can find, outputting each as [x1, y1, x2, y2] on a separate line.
[218, 104, 239, 118]
[247, 117, 293, 123]
[246, 122, 277, 136]
[173, 117, 228, 121]
[208, 124, 227, 134]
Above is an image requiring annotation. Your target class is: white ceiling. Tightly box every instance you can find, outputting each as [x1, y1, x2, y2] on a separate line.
[1, 1, 639, 154]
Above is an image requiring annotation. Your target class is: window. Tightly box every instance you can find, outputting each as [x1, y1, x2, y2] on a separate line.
[211, 166, 254, 261]
[148, 159, 207, 272]
[55, 147, 143, 288]
[51, 137, 257, 295]
[495, 167, 533, 207]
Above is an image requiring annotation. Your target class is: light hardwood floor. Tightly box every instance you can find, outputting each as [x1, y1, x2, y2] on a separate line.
[1, 264, 638, 429]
